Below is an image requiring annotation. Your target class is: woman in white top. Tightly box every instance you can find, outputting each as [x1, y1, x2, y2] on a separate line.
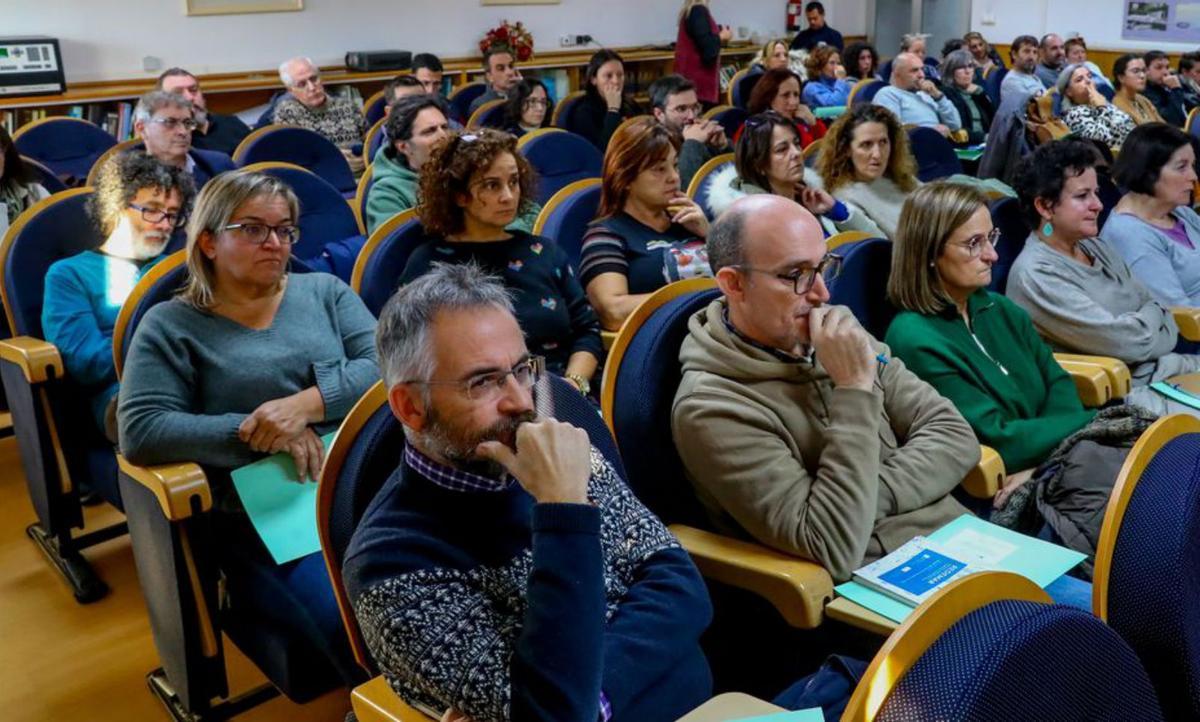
[0, 125, 50, 236]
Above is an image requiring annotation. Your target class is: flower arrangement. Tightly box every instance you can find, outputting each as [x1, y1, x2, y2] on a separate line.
[480, 20, 534, 62]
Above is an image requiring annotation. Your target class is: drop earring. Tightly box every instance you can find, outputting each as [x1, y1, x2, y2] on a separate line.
[1041, 221, 1054, 237]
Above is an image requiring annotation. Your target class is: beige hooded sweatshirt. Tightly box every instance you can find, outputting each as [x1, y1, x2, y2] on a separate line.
[671, 299, 978, 582]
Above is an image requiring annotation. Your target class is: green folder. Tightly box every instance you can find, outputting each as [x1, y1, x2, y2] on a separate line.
[814, 105, 846, 119]
[955, 144, 986, 162]
[834, 514, 1086, 623]
[733, 710, 822, 722]
[231, 432, 336, 565]
[1151, 381, 1200, 410]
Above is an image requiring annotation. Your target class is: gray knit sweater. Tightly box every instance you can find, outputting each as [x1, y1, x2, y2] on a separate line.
[118, 272, 379, 472]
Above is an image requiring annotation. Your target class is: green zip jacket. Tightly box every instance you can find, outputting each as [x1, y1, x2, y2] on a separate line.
[885, 289, 1096, 472]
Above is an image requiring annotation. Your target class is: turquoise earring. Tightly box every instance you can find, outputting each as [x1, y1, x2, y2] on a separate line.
[1041, 221, 1054, 236]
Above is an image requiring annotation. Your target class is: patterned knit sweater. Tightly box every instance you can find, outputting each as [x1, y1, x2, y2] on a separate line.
[343, 448, 713, 722]
[274, 94, 365, 147]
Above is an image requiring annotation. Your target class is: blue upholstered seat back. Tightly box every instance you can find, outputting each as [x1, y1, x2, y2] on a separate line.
[1107, 432, 1200, 721]
[708, 106, 748, 145]
[520, 131, 604, 206]
[536, 183, 600, 267]
[907, 126, 963, 182]
[610, 288, 720, 527]
[238, 126, 357, 196]
[852, 80, 887, 106]
[358, 214, 428, 317]
[692, 158, 734, 221]
[825, 238, 896, 340]
[731, 72, 762, 109]
[879, 600, 1164, 721]
[988, 197, 1029, 294]
[447, 83, 487, 125]
[22, 156, 68, 194]
[473, 101, 509, 129]
[363, 94, 387, 128]
[984, 68, 1008, 106]
[14, 119, 117, 185]
[258, 166, 363, 263]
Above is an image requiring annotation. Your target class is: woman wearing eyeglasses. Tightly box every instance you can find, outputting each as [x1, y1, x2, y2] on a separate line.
[502, 79, 555, 138]
[884, 182, 1097, 505]
[940, 49, 995, 145]
[400, 129, 602, 393]
[119, 168, 377, 688]
[43, 152, 195, 442]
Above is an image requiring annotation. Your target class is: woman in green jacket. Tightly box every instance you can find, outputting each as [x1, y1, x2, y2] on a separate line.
[884, 182, 1096, 506]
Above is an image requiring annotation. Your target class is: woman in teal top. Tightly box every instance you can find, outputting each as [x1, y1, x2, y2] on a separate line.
[885, 182, 1095, 500]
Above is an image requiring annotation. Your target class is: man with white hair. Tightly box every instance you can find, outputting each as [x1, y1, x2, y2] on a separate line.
[132, 90, 236, 188]
[872, 52, 961, 137]
[274, 56, 366, 173]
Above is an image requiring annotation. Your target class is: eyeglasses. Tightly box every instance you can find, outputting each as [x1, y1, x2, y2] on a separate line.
[150, 117, 199, 131]
[736, 253, 843, 295]
[129, 202, 187, 228]
[669, 103, 704, 115]
[404, 355, 545, 401]
[222, 222, 300, 245]
[950, 228, 1001, 258]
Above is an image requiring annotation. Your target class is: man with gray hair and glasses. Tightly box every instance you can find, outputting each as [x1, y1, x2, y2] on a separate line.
[133, 90, 236, 188]
[343, 262, 713, 721]
[671, 195, 977, 582]
[275, 56, 366, 173]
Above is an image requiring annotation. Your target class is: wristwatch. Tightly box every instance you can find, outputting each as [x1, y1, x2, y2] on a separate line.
[565, 372, 591, 396]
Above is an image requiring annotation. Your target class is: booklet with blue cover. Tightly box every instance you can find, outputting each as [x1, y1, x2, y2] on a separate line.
[836, 514, 1086, 623]
[852, 536, 988, 607]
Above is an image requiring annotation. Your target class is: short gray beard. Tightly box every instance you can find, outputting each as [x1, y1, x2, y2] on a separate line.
[413, 407, 538, 479]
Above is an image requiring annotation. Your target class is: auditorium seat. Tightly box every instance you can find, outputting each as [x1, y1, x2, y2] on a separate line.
[702, 105, 748, 145]
[684, 152, 734, 220]
[85, 138, 142, 187]
[362, 88, 388, 128]
[446, 82, 486, 125]
[355, 164, 375, 235]
[12, 117, 117, 187]
[21, 156, 68, 194]
[727, 68, 761, 109]
[233, 124, 357, 197]
[907, 126, 963, 182]
[848, 79, 886, 107]
[517, 128, 604, 205]
[465, 98, 508, 130]
[531, 178, 601, 267]
[551, 90, 586, 129]
[351, 208, 426, 316]
[363, 117, 387, 167]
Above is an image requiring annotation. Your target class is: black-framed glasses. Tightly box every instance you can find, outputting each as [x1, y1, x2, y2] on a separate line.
[129, 202, 187, 228]
[223, 222, 300, 246]
[404, 355, 545, 401]
[736, 253, 843, 295]
[950, 227, 1001, 258]
[149, 116, 199, 131]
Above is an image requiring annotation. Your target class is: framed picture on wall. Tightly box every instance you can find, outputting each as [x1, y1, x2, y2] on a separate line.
[185, 0, 303, 16]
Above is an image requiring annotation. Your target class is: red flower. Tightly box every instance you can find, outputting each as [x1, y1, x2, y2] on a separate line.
[517, 45, 532, 61]
[495, 27, 509, 40]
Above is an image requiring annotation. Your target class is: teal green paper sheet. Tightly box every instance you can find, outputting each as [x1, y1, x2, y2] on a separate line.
[231, 432, 336, 565]
[834, 514, 1086, 623]
[814, 105, 846, 119]
[1151, 381, 1200, 410]
[733, 709, 823, 722]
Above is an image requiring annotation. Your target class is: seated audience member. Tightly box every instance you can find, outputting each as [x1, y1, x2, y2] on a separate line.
[872, 52, 961, 137]
[674, 0, 731, 107]
[569, 49, 641, 151]
[344, 263, 713, 722]
[802, 46, 852, 108]
[133, 91, 236, 189]
[580, 117, 710, 330]
[1057, 64, 1135, 149]
[746, 68, 827, 148]
[817, 104, 921, 238]
[275, 57, 366, 173]
[399, 129, 600, 387]
[1034, 33, 1066, 89]
[1064, 36, 1113, 90]
[502, 79, 553, 139]
[885, 182, 1095, 492]
[842, 41, 880, 82]
[43, 152, 194, 441]
[1102, 123, 1200, 306]
[649, 74, 729, 189]
[0, 125, 50, 236]
[1112, 53, 1164, 126]
[1142, 50, 1198, 128]
[790, 1, 843, 51]
[1002, 35, 1046, 102]
[707, 111, 884, 236]
[411, 52, 445, 96]
[118, 169, 379, 687]
[897, 33, 940, 82]
[469, 45, 522, 115]
[752, 38, 791, 74]
[157, 68, 251, 156]
[1179, 51, 1200, 98]
[941, 49, 995, 144]
[383, 75, 426, 114]
[1007, 139, 1200, 413]
[366, 95, 452, 233]
[941, 38, 966, 60]
[671, 194, 977, 581]
[964, 31, 1004, 78]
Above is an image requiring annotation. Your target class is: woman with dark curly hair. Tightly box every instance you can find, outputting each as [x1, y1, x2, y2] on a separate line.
[568, 49, 641, 151]
[502, 79, 554, 138]
[817, 104, 920, 237]
[401, 129, 601, 389]
[802, 46, 851, 108]
[0, 124, 50, 236]
[842, 41, 880, 81]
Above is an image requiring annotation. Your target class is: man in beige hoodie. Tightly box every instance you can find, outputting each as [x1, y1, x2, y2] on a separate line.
[671, 195, 978, 582]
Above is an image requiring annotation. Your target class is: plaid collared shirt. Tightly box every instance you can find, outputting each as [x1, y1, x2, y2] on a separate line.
[404, 442, 513, 493]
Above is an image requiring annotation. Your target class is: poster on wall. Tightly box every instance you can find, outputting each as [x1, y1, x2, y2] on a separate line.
[1123, 1, 1200, 42]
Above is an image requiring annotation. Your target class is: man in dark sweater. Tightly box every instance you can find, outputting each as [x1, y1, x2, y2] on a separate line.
[650, 75, 730, 190]
[156, 68, 251, 156]
[790, 2, 844, 51]
[344, 263, 713, 721]
[1143, 50, 1199, 127]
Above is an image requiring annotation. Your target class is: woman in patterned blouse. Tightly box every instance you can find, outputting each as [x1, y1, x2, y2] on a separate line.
[1058, 64, 1135, 149]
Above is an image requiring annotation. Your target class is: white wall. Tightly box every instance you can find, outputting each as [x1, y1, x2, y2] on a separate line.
[971, 0, 1200, 51]
[0, 0, 813, 83]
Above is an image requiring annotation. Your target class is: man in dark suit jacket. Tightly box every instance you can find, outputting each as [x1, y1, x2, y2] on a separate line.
[133, 90, 236, 189]
[156, 68, 251, 157]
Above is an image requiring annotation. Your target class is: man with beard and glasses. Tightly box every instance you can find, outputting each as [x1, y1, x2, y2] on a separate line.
[343, 262, 714, 722]
[43, 151, 194, 442]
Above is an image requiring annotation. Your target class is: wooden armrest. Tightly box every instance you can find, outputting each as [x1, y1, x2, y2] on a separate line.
[1054, 353, 1132, 400]
[351, 676, 437, 722]
[0, 336, 63, 383]
[669, 524, 833, 629]
[961, 445, 1003, 499]
[1055, 359, 1112, 407]
[825, 596, 898, 636]
[1173, 307, 1200, 341]
[116, 454, 211, 521]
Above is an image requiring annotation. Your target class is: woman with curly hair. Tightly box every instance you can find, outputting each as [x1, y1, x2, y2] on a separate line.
[801, 46, 851, 108]
[400, 129, 602, 389]
[817, 104, 920, 237]
[842, 41, 880, 81]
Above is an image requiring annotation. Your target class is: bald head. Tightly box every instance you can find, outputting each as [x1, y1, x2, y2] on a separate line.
[709, 195, 824, 273]
[891, 52, 925, 90]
